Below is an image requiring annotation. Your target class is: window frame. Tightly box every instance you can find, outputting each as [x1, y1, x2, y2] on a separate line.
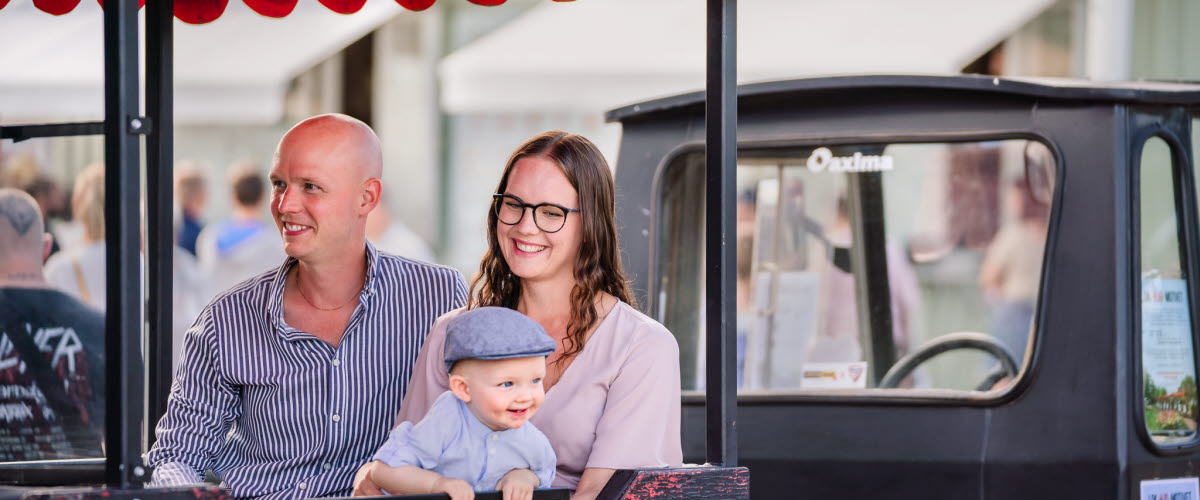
[1132, 124, 1200, 454]
[649, 131, 1064, 406]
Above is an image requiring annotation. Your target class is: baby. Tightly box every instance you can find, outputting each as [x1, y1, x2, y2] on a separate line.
[369, 306, 557, 500]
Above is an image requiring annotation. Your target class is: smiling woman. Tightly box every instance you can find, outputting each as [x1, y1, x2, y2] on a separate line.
[357, 131, 683, 500]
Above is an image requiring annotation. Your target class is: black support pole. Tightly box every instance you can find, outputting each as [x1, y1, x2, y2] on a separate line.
[103, 0, 146, 487]
[146, 0, 175, 450]
[705, 0, 737, 467]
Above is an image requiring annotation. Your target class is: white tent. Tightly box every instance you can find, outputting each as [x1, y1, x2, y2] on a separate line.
[0, 0, 403, 124]
[440, 0, 1055, 113]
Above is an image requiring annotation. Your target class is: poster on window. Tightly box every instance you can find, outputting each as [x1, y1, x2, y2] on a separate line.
[1141, 278, 1198, 439]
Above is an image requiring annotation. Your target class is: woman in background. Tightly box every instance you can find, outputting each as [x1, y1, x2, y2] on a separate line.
[44, 163, 106, 309]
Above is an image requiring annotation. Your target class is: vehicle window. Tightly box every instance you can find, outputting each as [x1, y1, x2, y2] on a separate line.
[0, 146, 106, 462]
[656, 139, 1055, 395]
[1139, 136, 1199, 445]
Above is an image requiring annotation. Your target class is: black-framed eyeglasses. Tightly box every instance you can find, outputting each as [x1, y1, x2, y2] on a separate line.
[492, 194, 580, 233]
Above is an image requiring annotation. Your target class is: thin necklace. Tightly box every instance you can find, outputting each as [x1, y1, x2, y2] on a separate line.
[295, 270, 362, 311]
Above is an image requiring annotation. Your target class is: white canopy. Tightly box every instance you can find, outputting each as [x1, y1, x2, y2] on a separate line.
[440, 0, 1055, 113]
[0, 0, 403, 124]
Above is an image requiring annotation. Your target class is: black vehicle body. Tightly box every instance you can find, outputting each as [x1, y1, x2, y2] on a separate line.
[608, 74, 1200, 499]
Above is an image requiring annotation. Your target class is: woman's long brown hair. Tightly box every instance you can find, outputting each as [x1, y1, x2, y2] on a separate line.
[469, 131, 635, 363]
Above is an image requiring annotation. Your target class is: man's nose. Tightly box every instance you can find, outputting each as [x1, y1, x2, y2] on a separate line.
[276, 187, 299, 214]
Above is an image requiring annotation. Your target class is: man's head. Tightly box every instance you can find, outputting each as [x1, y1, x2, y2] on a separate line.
[444, 307, 557, 431]
[227, 161, 266, 211]
[72, 163, 106, 243]
[0, 188, 51, 279]
[268, 114, 382, 264]
[23, 176, 68, 220]
[174, 162, 208, 218]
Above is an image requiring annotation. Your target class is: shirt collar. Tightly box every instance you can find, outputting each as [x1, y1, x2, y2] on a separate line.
[269, 240, 381, 340]
[363, 240, 380, 297]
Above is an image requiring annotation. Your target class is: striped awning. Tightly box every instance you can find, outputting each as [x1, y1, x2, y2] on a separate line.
[0, 0, 572, 24]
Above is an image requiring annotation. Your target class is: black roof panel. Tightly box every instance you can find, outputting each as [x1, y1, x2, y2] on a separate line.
[605, 74, 1200, 123]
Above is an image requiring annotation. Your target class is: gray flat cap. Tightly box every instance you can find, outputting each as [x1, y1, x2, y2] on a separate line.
[444, 307, 557, 372]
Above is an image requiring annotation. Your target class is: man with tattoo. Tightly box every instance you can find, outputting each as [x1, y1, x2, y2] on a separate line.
[0, 188, 105, 460]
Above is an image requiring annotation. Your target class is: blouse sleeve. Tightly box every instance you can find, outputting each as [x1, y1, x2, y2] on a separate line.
[395, 309, 458, 427]
[586, 322, 683, 470]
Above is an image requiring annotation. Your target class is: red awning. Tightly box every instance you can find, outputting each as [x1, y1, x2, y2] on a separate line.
[2, 0, 572, 24]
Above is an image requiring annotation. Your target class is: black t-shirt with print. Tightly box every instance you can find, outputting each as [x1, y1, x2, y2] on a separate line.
[0, 287, 105, 461]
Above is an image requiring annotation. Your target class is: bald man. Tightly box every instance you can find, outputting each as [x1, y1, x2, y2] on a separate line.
[0, 188, 105, 461]
[147, 115, 467, 497]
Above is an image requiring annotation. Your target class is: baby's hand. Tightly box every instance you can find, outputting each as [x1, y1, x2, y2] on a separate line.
[497, 469, 539, 500]
[432, 477, 475, 500]
[352, 462, 383, 496]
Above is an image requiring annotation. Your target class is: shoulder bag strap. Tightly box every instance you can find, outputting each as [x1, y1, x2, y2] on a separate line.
[71, 258, 91, 304]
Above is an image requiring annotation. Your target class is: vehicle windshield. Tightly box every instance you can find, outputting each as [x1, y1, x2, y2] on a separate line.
[656, 138, 1055, 395]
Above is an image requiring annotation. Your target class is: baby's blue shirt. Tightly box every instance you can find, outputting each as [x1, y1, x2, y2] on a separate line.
[373, 391, 556, 491]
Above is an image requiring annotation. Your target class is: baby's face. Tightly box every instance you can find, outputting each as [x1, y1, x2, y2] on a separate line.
[461, 357, 546, 431]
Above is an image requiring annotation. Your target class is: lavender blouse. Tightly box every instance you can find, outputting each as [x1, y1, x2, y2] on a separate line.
[397, 301, 683, 489]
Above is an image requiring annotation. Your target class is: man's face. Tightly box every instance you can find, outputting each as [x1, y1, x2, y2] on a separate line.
[454, 357, 546, 431]
[268, 137, 369, 264]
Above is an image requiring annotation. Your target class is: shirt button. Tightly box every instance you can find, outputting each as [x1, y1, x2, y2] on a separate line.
[331, 414, 341, 422]
[331, 359, 341, 367]
[322, 463, 332, 470]
[297, 482, 307, 490]
[490, 434, 498, 441]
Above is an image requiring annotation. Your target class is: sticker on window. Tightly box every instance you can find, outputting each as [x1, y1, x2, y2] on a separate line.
[801, 362, 869, 389]
[1139, 477, 1199, 500]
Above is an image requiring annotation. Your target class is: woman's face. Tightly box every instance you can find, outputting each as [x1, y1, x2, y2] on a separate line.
[496, 156, 582, 286]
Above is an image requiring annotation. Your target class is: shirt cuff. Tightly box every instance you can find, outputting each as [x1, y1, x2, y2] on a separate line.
[149, 461, 204, 486]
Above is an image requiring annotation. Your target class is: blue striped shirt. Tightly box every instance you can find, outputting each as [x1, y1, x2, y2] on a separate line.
[146, 243, 467, 498]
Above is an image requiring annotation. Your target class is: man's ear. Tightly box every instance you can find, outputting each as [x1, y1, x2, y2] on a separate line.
[41, 233, 52, 262]
[449, 374, 471, 403]
[359, 178, 381, 216]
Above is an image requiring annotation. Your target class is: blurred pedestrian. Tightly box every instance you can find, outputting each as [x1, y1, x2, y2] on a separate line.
[1, 153, 38, 189]
[979, 181, 1049, 361]
[44, 164, 106, 310]
[0, 188, 105, 461]
[42, 163, 210, 343]
[3, 154, 71, 260]
[196, 161, 286, 295]
[366, 195, 435, 263]
[174, 162, 208, 256]
[21, 175, 69, 259]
